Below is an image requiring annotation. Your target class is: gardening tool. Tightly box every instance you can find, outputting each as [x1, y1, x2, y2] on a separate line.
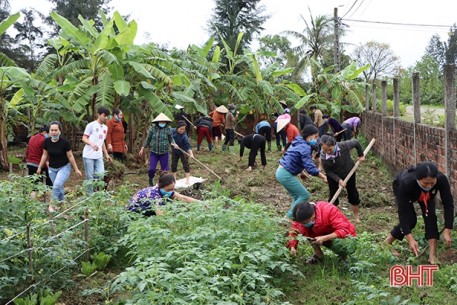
[329, 138, 376, 205]
[334, 128, 347, 137]
[175, 146, 223, 182]
[234, 130, 245, 138]
[181, 115, 197, 130]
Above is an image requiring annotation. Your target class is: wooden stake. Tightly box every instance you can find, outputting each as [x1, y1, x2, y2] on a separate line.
[26, 224, 34, 280]
[234, 130, 245, 138]
[329, 138, 376, 204]
[84, 208, 89, 261]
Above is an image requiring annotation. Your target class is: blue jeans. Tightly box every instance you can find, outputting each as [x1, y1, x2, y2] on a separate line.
[275, 166, 310, 219]
[83, 157, 105, 194]
[48, 163, 71, 201]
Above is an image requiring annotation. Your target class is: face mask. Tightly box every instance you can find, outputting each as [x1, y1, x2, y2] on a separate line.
[51, 132, 61, 141]
[160, 188, 173, 198]
[308, 139, 317, 146]
[114, 115, 121, 122]
[416, 180, 432, 192]
[158, 123, 166, 128]
[231, 110, 236, 114]
[44, 133, 49, 139]
[303, 221, 315, 228]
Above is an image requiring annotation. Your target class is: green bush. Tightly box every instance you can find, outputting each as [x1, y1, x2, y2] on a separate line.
[112, 197, 301, 304]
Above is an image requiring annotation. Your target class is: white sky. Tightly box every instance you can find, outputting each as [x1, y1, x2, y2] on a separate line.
[9, 0, 457, 68]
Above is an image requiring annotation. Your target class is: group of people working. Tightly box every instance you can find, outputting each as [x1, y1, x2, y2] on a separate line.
[25, 102, 454, 266]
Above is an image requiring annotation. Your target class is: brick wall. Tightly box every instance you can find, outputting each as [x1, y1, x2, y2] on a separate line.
[362, 111, 457, 201]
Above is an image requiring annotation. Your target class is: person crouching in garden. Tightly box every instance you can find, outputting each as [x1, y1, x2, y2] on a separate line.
[128, 173, 197, 217]
[383, 162, 454, 265]
[320, 134, 365, 223]
[238, 134, 267, 171]
[171, 121, 194, 185]
[275, 125, 327, 219]
[195, 115, 213, 151]
[139, 113, 178, 186]
[287, 201, 357, 264]
[255, 117, 272, 152]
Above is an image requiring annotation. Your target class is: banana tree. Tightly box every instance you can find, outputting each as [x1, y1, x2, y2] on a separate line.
[0, 12, 24, 168]
[50, 11, 136, 120]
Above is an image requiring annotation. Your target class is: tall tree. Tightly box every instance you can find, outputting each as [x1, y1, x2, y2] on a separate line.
[13, 8, 45, 71]
[425, 34, 446, 68]
[208, 0, 268, 56]
[46, 0, 111, 36]
[352, 41, 399, 83]
[257, 34, 295, 68]
[283, 11, 334, 83]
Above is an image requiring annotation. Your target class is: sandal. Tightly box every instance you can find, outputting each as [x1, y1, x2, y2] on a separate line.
[305, 254, 323, 264]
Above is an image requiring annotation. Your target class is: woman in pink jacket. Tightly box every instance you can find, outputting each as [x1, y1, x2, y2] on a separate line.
[287, 201, 357, 264]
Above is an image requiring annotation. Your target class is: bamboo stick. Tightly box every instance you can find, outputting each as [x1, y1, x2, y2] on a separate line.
[329, 138, 376, 204]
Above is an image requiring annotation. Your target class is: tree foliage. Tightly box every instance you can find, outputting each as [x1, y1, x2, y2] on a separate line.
[46, 0, 112, 36]
[353, 41, 399, 82]
[208, 0, 268, 56]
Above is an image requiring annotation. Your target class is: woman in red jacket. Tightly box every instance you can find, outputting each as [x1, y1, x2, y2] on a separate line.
[106, 109, 128, 160]
[287, 201, 357, 263]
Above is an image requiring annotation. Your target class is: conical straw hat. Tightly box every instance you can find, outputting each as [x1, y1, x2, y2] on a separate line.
[175, 104, 184, 110]
[276, 118, 290, 132]
[215, 105, 228, 114]
[152, 113, 172, 123]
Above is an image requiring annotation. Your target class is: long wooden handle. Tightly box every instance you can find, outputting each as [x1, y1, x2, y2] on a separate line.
[175, 146, 223, 181]
[329, 138, 376, 204]
[234, 130, 244, 137]
[334, 128, 347, 137]
[182, 115, 197, 129]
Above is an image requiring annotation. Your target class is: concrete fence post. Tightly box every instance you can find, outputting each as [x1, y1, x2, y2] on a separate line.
[393, 78, 400, 118]
[365, 84, 370, 111]
[381, 81, 387, 116]
[372, 82, 377, 112]
[381, 80, 387, 156]
[412, 72, 421, 164]
[412, 72, 421, 124]
[444, 64, 456, 180]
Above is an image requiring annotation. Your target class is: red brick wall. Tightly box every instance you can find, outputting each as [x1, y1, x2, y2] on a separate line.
[362, 111, 457, 201]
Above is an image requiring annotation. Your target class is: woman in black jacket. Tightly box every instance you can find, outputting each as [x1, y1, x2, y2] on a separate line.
[383, 162, 454, 264]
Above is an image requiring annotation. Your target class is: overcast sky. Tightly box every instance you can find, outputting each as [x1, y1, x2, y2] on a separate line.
[9, 0, 457, 68]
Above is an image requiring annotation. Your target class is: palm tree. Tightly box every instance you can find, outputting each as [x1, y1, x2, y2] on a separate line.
[284, 10, 334, 84]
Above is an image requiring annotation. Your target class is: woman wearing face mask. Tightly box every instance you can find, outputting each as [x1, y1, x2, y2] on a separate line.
[37, 121, 82, 202]
[287, 201, 357, 264]
[383, 162, 454, 264]
[275, 125, 327, 219]
[106, 109, 128, 160]
[320, 134, 365, 223]
[139, 113, 178, 186]
[128, 173, 197, 216]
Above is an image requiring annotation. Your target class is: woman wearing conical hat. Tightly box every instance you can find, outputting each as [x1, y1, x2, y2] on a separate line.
[139, 113, 178, 186]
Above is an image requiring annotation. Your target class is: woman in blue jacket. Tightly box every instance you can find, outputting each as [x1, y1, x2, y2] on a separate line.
[276, 125, 327, 219]
[171, 121, 194, 185]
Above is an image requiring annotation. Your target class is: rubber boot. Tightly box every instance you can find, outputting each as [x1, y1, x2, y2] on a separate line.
[267, 142, 271, 152]
[148, 177, 154, 186]
[277, 144, 282, 152]
[197, 144, 201, 151]
[222, 144, 227, 151]
[208, 143, 213, 151]
[228, 146, 235, 154]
